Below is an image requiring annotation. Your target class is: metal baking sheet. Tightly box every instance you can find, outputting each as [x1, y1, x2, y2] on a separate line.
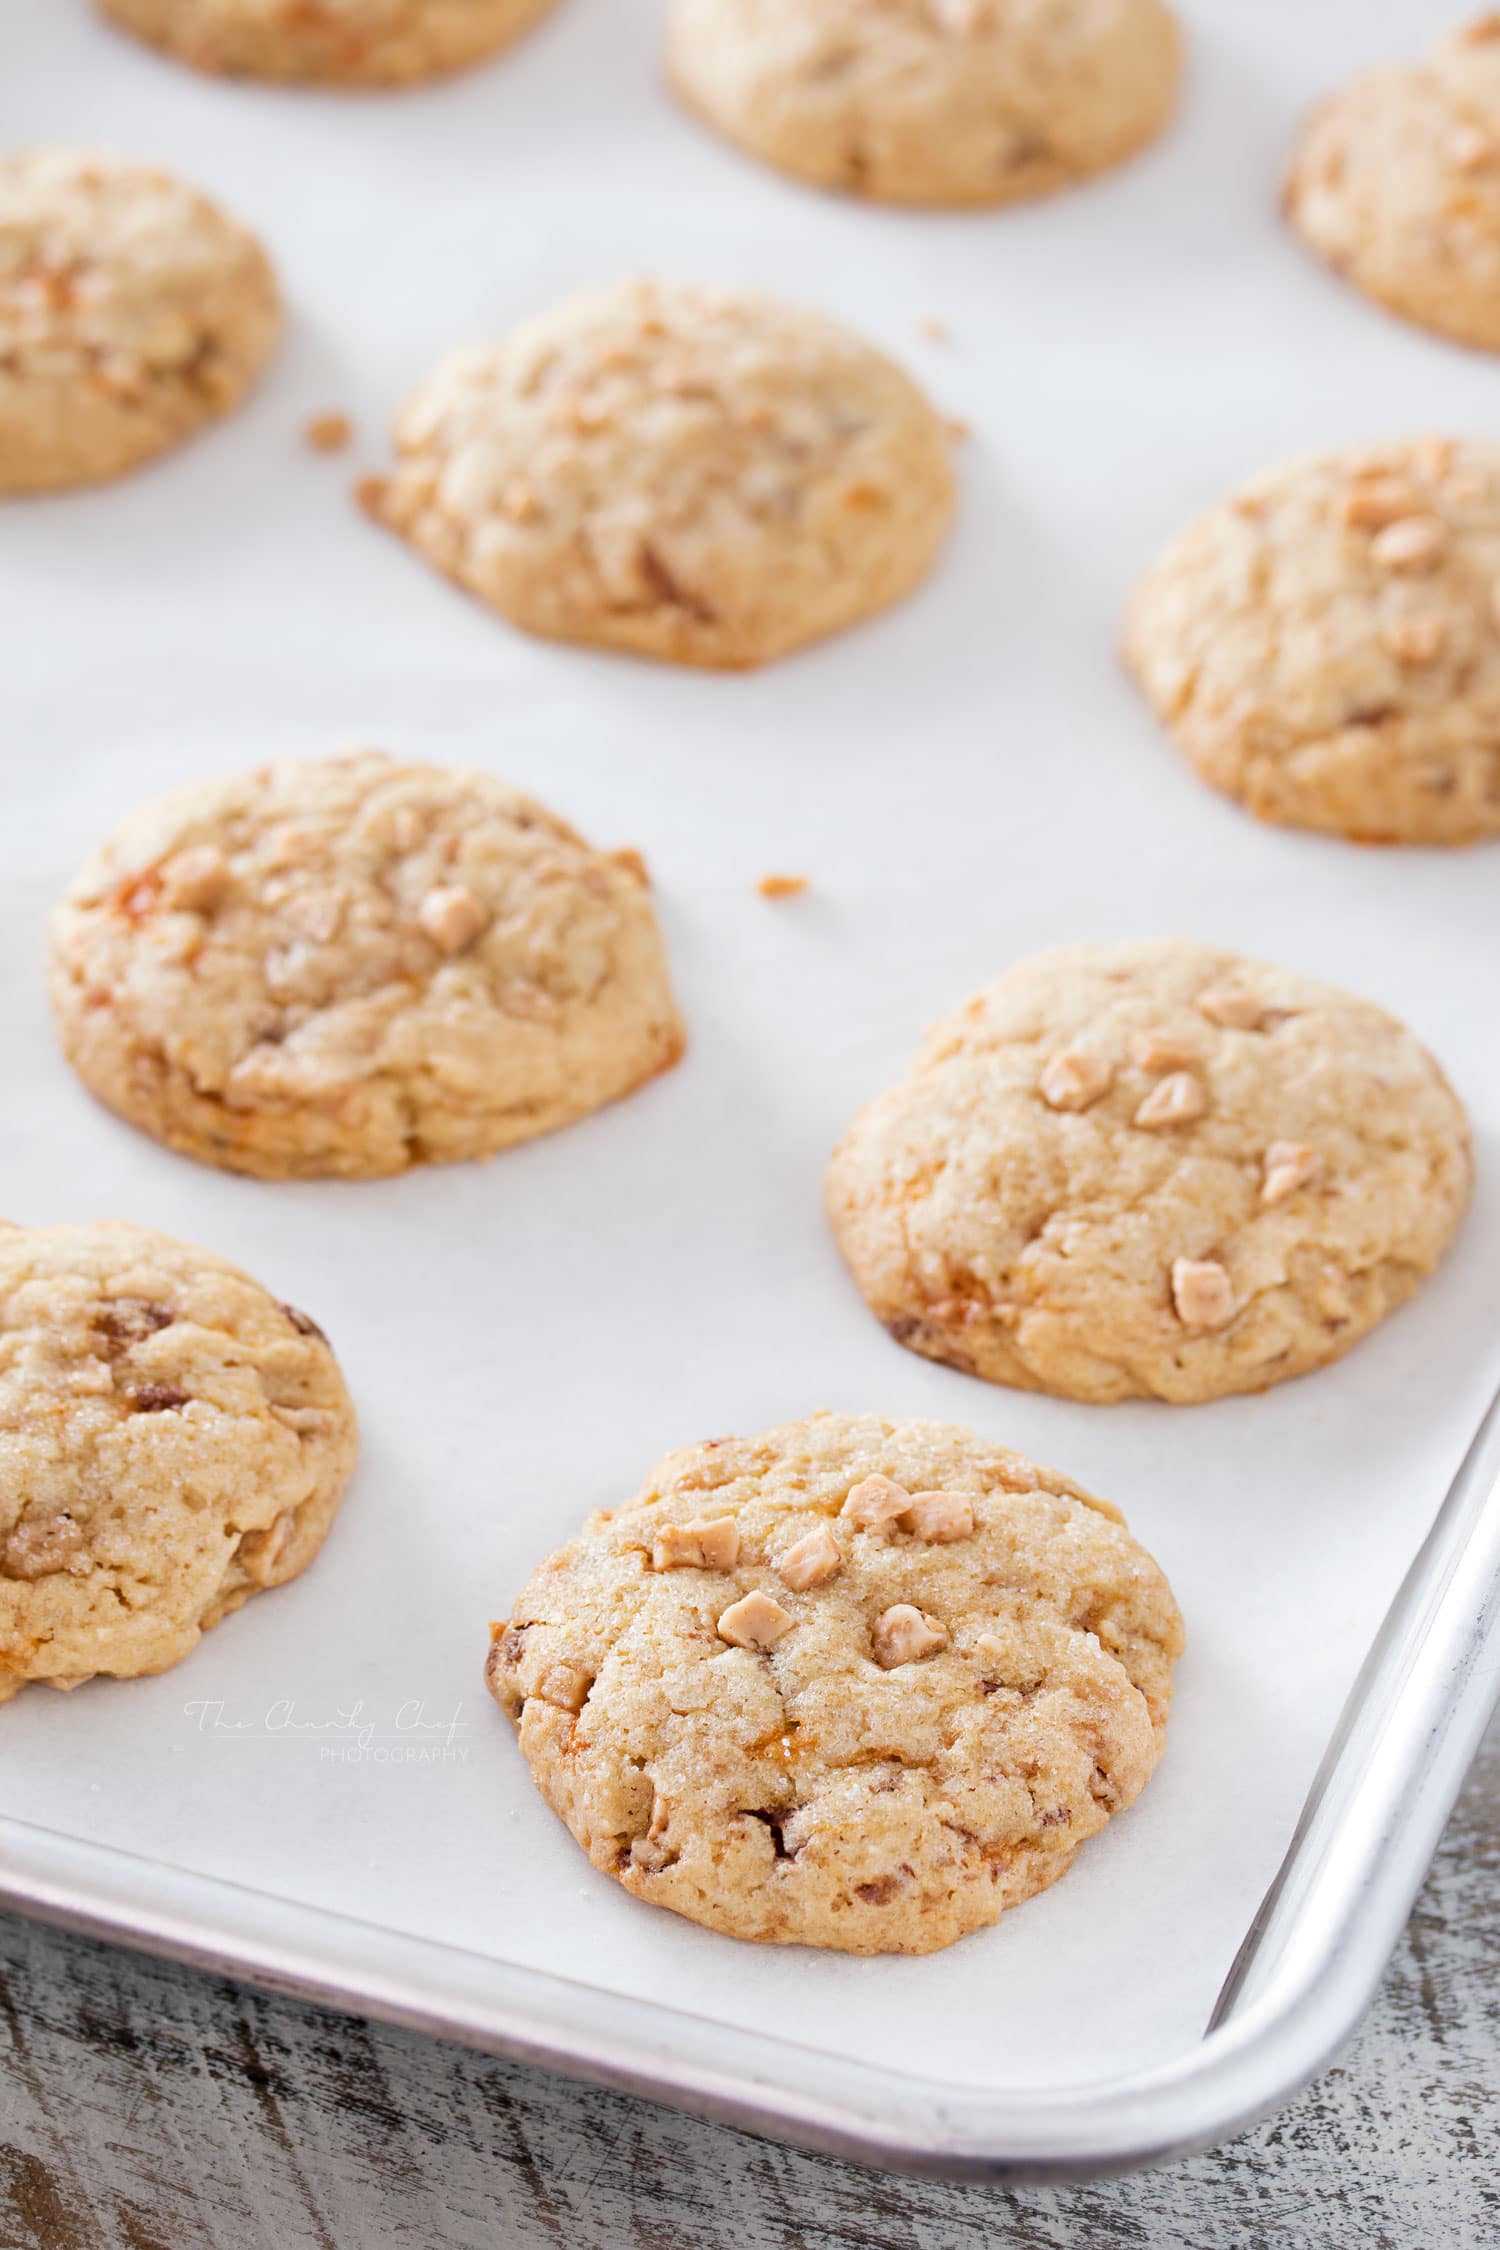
[3, 0, 1499, 2181]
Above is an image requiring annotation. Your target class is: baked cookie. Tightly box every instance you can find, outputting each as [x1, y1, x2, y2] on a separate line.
[0, 148, 280, 497]
[0, 1221, 356, 1704]
[362, 279, 956, 669]
[667, 0, 1181, 210]
[1286, 15, 1500, 352]
[98, 0, 559, 86]
[1123, 439, 1500, 845]
[826, 941, 1471, 1406]
[49, 751, 684, 1181]
[486, 1412, 1183, 1955]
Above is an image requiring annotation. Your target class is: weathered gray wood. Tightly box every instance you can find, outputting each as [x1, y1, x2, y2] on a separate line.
[2, 1712, 1496, 2249]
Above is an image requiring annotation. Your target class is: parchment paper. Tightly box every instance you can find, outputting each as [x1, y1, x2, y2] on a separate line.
[2, 0, 1497, 2098]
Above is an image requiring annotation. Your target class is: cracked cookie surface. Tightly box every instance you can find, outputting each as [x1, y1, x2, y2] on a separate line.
[0, 148, 280, 496]
[668, 0, 1180, 209]
[1286, 15, 1500, 353]
[1123, 440, 1500, 844]
[826, 941, 1471, 1406]
[486, 1412, 1182, 1954]
[0, 1221, 356, 1704]
[49, 751, 685, 1180]
[363, 279, 956, 669]
[99, 0, 559, 86]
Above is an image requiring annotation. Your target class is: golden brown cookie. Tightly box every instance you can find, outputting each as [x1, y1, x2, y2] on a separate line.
[668, 0, 1181, 209]
[362, 279, 957, 669]
[1286, 15, 1500, 351]
[826, 941, 1472, 1405]
[1123, 439, 1500, 845]
[99, 0, 560, 87]
[0, 148, 280, 496]
[48, 751, 685, 1180]
[486, 1412, 1183, 1954]
[0, 1221, 356, 1704]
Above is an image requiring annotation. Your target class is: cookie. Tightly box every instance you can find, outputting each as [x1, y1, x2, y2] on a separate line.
[1286, 16, 1500, 352]
[0, 148, 280, 497]
[826, 941, 1471, 1406]
[486, 1412, 1183, 1955]
[667, 0, 1181, 209]
[0, 1221, 356, 1704]
[48, 751, 685, 1181]
[362, 279, 956, 669]
[99, 0, 559, 86]
[1122, 440, 1500, 845]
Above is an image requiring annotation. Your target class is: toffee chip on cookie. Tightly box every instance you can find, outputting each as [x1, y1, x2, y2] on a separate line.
[486, 1413, 1183, 1954]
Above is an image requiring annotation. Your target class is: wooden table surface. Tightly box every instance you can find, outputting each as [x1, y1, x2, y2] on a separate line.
[1, 1711, 1495, 2250]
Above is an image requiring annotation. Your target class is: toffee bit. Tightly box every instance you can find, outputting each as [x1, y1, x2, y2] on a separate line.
[305, 411, 352, 454]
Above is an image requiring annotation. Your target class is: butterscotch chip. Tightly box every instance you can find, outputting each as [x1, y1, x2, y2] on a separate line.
[653, 1517, 742, 1572]
[1286, 18, 1500, 352]
[364, 280, 955, 670]
[48, 751, 685, 1180]
[1381, 613, 1448, 665]
[841, 1473, 912, 1529]
[97, 0, 560, 85]
[1133, 1070, 1206, 1131]
[1197, 986, 1265, 1031]
[775, 1524, 841, 1590]
[0, 148, 280, 495]
[717, 1588, 794, 1650]
[1039, 1045, 1113, 1112]
[1262, 1140, 1320, 1204]
[1170, 1257, 1235, 1331]
[1123, 440, 1500, 844]
[826, 939, 1471, 1404]
[1341, 476, 1419, 528]
[899, 1490, 974, 1542]
[0, 1221, 355, 1706]
[1130, 1031, 1192, 1072]
[485, 1412, 1183, 1953]
[666, 0, 1182, 210]
[872, 1604, 948, 1668]
[1370, 515, 1447, 572]
[416, 883, 487, 953]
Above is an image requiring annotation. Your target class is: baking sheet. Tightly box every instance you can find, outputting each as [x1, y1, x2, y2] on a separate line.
[2, 0, 1498, 2105]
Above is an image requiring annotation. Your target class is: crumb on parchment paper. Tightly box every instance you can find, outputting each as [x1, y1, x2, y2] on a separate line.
[757, 873, 808, 899]
[305, 412, 353, 453]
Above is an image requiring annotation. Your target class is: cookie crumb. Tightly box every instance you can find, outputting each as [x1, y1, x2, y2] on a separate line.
[305, 411, 352, 454]
[757, 873, 808, 899]
[918, 316, 948, 343]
